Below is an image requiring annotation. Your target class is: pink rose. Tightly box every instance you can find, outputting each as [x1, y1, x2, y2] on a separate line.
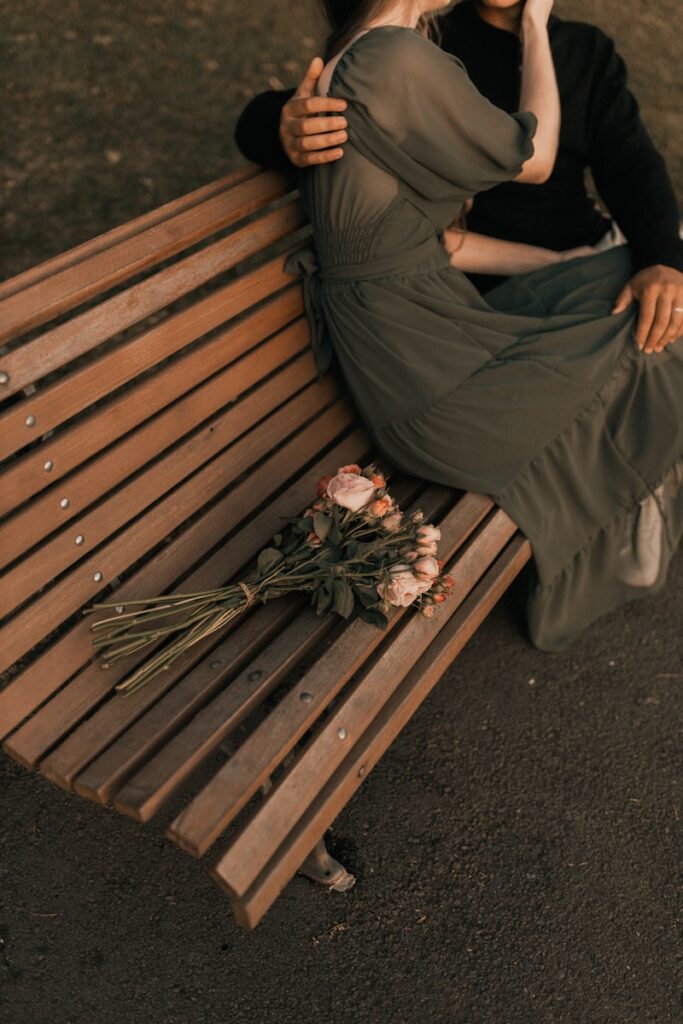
[414, 555, 440, 580]
[417, 524, 441, 544]
[381, 511, 403, 533]
[377, 567, 433, 608]
[416, 542, 438, 557]
[327, 472, 376, 512]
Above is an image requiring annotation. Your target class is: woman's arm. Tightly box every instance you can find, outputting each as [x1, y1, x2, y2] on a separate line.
[515, 0, 560, 184]
[444, 227, 595, 275]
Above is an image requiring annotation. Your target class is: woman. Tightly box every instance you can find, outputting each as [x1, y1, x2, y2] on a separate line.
[287, 0, 683, 651]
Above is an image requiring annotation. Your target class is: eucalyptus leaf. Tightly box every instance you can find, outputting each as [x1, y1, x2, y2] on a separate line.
[315, 584, 333, 616]
[328, 521, 344, 546]
[357, 606, 389, 629]
[313, 512, 332, 542]
[355, 585, 379, 608]
[332, 579, 355, 618]
[257, 547, 284, 575]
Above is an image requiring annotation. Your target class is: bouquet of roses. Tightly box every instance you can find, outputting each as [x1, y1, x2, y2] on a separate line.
[86, 463, 455, 695]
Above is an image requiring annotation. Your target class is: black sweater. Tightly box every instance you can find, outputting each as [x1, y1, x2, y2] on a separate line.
[234, 0, 682, 275]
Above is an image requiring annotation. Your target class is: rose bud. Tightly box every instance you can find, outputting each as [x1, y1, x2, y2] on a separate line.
[305, 531, 322, 548]
[337, 463, 361, 476]
[316, 475, 334, 498]
[417, 524, 441, 544]
[381, 511, 403, 533]
[432, 593, 447, 604]
[414, 555, 440, 580]
[369, 496, 392, 518]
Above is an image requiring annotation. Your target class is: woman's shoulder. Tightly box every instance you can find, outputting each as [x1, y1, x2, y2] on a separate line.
[339, 25, 456, 75]
[333, 24, 460, 86]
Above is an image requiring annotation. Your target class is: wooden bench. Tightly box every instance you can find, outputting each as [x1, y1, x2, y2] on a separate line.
[0, 166, 531, 930]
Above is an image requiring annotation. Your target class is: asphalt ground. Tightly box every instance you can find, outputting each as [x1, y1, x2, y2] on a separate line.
[2, 1, 682, 1021]
[2, 547, 681, 1024]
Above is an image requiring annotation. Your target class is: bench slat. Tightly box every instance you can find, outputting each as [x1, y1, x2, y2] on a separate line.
[110, 479, 423, 822]
[0, 417, 365, 746]
[2, 340, 314, 611]
[3, 404, 360, 769]
[76, 597, 318, 805]
[223, 534, 531, 930]
[0, 171, 290, 347]
[165, 486, 477, 859]
[2, 309, 306, 563]
[72, 599, 308, 801]
[215, 506, 518, 900]
[79, 477, 420, 811]
[1, 255, 297, 463]
[0, 168, 258, 303]
[0, 202, 305, 399]
[0, 290, 303, 519]
[0, 377, 341, 677]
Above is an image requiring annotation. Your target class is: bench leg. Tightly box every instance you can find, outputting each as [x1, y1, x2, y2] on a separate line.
[298, 838, 356, 893]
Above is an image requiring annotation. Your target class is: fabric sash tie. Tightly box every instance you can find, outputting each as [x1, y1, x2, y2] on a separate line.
[284, 234, 447, 378]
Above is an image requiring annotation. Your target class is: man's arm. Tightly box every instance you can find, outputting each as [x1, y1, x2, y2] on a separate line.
[587, 30, 683, 352]
[234, 60, 349, 173]
[588, 31, 682, 274]
[234, 89, 295, 172]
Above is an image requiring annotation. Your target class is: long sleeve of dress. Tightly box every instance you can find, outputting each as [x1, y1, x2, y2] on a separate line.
[329, 27, 537, 220]
[587, 31, 683, 273]
[234, 88, 296, 172]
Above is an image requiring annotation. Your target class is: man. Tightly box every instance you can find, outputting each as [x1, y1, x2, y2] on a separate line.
[234, 0, 683, 353]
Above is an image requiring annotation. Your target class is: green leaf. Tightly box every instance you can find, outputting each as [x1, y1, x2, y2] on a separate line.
[313, 512, 332, 542]
[257, 547, 284, 575]
[328, 521, 344, 546]
[357, 606, 389, 629]
[355, 585, 379, 608]
[314, 584, 333, 616]
[272, 533, 283, 547]
[332, 579, 355, 618]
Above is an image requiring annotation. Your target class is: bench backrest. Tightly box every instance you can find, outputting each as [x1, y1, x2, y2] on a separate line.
[0, 167, 370, 747]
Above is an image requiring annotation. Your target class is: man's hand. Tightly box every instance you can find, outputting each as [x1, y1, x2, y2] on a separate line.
[612, 264, 683, 353]
[279, 58, 348, 169]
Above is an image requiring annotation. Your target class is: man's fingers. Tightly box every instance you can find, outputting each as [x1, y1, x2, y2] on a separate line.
[643, 294, 672, 353]
[293, 148, 345, 168]
[295, 130, 348, 152]
[635, 288, 658, 350]
[655, 308, 683, 352]
[295, 57, 325, 99]
[287, 95, 348, 119]
[291, 115, 348, 137]
[611, 283, 634, 314]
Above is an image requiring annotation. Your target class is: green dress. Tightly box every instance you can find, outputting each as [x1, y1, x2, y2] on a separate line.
[286, 25, 683, 651]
